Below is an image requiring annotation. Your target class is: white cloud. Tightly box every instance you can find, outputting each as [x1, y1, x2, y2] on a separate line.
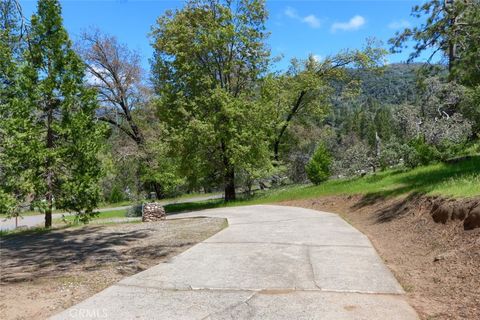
[284, 7, 299, 19]
[302, 15, 321, 28]
[331, 15, 366, 32]
[388, 19, 411, 29]
[284, 7, 321, 29]
[313, 54, 323, 62]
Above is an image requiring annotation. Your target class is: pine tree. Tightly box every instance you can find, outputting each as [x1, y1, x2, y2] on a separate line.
[0, 0, 27, 215]
[1, 0, 105, 227]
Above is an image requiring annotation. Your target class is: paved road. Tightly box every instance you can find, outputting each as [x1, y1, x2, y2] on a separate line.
[0, 194, 222, 231]
[52, 205, 418, 320]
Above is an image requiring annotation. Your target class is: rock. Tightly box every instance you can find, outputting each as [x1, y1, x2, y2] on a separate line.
[431, 203, 452, 224]
[434, 251, 455, 262]
[142, 203, 166, 222]
[464, 206, 480, 230]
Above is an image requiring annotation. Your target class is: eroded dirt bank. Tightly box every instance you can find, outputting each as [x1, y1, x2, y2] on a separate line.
[280, 194, 480, 320]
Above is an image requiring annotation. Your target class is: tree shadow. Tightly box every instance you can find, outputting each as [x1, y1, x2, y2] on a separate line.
[373, 192, 425, 223]
[165, 199, 225, 215]
[0, 225, 153, 283]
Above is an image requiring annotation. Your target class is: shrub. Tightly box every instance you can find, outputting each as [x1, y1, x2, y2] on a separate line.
[126, 204, 143, 217]
[107, 185, 125, 204]
[403, 137, 440, 168]
[379, 139, 404, 170]
[331, 140, 371, 176]
[305, 144, 332, 185]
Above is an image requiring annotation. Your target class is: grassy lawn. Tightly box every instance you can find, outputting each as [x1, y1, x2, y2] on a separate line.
[165, 156, 480, 213]
[1, 202, 133, 218]
[1, 209, 132, 237]
[54, 209, 129, 224]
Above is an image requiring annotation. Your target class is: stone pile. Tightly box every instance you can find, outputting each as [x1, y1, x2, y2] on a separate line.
[142, 203, 166, 222]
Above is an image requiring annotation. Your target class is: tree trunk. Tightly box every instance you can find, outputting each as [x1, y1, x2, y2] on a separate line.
[274, 90, 306, 162]
[221, 140, 236, 202]
[45, 106, 54, 228]
[224, 166, 236, 202]
[152, 181, 164, 199]
[45, 205, 52, 228]
[45, 166, 53, 228]
[446, 2, 457, 80]
[273, 139, 281, 162]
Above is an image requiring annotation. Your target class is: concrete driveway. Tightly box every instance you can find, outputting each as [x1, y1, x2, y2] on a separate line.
[51, 205, 418, 319]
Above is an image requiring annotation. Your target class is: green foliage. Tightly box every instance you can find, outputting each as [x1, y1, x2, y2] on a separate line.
[267, 42, 387, 163]
[379, 139, 406, 170]
[305, 144, 332, 185]
[404, 137, 440, 168]
[0, 0, 27, 216]
[126, 204, 143, 217]
[448, 1, 480, 86]
[139, 127, 185, 197]
[462, 85, 480, 136]
[390, 0, 480, 85]
[2, 0, 478, 213]
[151, 0, 273, 200]
[107, 185, 126, 204]
[0, 0, 105, 225]
[402, 135, 470, 169]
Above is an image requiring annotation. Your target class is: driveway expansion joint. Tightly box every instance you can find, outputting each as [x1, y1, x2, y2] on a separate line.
[202, 241, 371, 249]
[114, 283, 405, 296]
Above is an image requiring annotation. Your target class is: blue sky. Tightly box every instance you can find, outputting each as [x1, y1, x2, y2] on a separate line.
[19, 0, 429, 71]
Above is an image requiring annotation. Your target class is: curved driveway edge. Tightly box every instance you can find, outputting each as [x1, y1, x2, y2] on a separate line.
[51, 205, 418, 319]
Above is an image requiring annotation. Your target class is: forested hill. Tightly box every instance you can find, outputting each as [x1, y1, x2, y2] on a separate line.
[355, 63, 423, 105]
[336, 63, 437, 106]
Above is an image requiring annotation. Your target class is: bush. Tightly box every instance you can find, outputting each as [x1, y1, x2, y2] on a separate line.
[305, 144, 332, 185]
[126, 204, 143, 217]
[331, 140, 370, 176]
[379, 139, 404, 170]
[402, 137, 440, 168]
[107, 185, 125, 204]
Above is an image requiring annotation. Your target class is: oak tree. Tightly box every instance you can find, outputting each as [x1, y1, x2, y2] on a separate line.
[151, 0, 273, 201]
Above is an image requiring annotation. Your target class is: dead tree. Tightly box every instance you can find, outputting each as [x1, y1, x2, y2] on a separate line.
[78, 30, 164, 198]
[78, 30, 145, 145]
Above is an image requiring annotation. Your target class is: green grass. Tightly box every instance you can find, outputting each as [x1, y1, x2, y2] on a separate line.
[96, 200, 135, 209]
[165, 156, 480, 213]
[1, 210, 136, 237]
[54, 209, 128, 224]
[162, 191, 220, 201]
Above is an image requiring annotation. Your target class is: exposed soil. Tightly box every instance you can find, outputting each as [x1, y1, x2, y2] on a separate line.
[280, 194, 480, 320]
[0, 217, 227, 320]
